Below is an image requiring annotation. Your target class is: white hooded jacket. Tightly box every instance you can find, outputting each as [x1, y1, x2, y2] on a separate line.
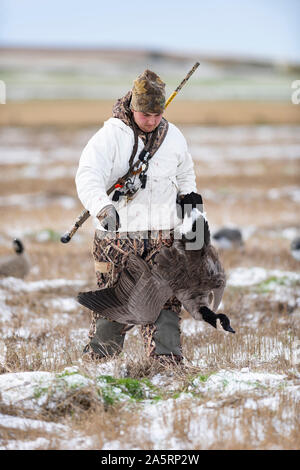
[75, 117, 197, 232]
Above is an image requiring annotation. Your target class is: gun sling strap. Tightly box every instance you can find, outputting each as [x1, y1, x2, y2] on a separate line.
[110, 91, 169, 200]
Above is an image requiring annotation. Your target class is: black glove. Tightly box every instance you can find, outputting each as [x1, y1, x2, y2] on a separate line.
[97, 204, 120, 231]
[178, 192, 203, 219]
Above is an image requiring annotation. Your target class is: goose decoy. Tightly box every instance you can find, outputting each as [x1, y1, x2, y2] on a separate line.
[77, 193, 235, 334]
[212, 227, 244, 250]
[0, 239, 30, 279]
[291, 237, 300, 261]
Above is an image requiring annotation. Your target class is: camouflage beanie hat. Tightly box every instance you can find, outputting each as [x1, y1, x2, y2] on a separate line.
[131, 69, 166, 114]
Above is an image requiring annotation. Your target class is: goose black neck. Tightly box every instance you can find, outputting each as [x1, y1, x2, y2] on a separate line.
[14, 239, 24, 254]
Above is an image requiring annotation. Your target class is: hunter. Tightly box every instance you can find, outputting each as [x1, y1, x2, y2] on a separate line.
[76, 69, 197, 364]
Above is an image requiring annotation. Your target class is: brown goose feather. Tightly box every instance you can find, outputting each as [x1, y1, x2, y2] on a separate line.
[77, 210, 226, 325]
[78, 254, 172, 324]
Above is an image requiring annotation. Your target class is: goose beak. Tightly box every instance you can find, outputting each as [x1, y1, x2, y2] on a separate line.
[225, 325, 235, 334]
[218, 314, 235, 334]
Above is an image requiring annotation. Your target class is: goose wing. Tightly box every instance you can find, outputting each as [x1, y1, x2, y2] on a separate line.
[154, 236, 226, 321]
[77, 254, 172, 325]
[117, 254, 172, 323]
[154, 245, 192, 291]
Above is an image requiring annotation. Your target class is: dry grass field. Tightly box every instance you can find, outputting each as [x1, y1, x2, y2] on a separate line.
[0, 104, 299, 449]
[0, 100, 300, 126]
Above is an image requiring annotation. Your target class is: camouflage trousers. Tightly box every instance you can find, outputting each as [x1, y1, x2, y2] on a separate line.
[83, 229, 183, 363]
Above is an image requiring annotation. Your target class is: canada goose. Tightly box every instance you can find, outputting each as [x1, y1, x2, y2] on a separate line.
[77, 193, 235, 334]
[291, 237, 300, 261]
[212, 227, 244, 250]
[0, 239, 30, 279]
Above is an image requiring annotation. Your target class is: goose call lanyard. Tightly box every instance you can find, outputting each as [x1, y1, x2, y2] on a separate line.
[112, 122, 167, 202]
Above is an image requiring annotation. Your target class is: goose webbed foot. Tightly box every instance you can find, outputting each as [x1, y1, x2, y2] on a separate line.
[199, 306, 235, 334]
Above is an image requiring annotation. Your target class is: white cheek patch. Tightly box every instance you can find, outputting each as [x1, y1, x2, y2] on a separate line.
[216, 318, 222, 331]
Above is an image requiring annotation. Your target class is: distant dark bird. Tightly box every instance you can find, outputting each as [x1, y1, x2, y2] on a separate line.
[77, 193, 235, 334]
[291, 237, 300, 261]
[212, 227, 244, 250]
[0, 239, 30, 279]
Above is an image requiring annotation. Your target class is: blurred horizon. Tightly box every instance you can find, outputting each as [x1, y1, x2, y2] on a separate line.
[1, 0, 300, 65]
[1, 45, 299, 105]
[1, 43, 300, 67]
[1, 0, 299, 124]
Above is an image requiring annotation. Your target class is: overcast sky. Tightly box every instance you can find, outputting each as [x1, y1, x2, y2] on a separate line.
[1, 0, 299, 63]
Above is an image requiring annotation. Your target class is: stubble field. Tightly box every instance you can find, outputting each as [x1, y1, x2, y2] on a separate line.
[0, 106, 299, 449]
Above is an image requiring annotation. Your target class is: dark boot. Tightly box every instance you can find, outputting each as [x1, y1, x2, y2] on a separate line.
[142, 309, 183, 363]
[83, 317, 126, 360]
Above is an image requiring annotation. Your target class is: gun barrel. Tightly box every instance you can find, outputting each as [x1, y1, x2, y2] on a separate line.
[60, 209, 90, 244]
[175, 62, 200, 93]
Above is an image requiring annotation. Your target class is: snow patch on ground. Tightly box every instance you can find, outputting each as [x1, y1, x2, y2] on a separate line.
[181, 318, 206, 336]
[0, 340, 7, 365]
[0, 412, 97, 450]
[0, 277, 86, 293]
[0, 370, 55, 409]
[227, 267, 300, 308]
[227, 267, 300, 287]
[0, 296, 13, 321]
[0, 413, 68, 434]
[0, 366, 93, 413]
[0, 361, 299, 450]
[45, 297, 79, 313]
[189, 369, 286, 396]
[0, 192, 77, 210]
